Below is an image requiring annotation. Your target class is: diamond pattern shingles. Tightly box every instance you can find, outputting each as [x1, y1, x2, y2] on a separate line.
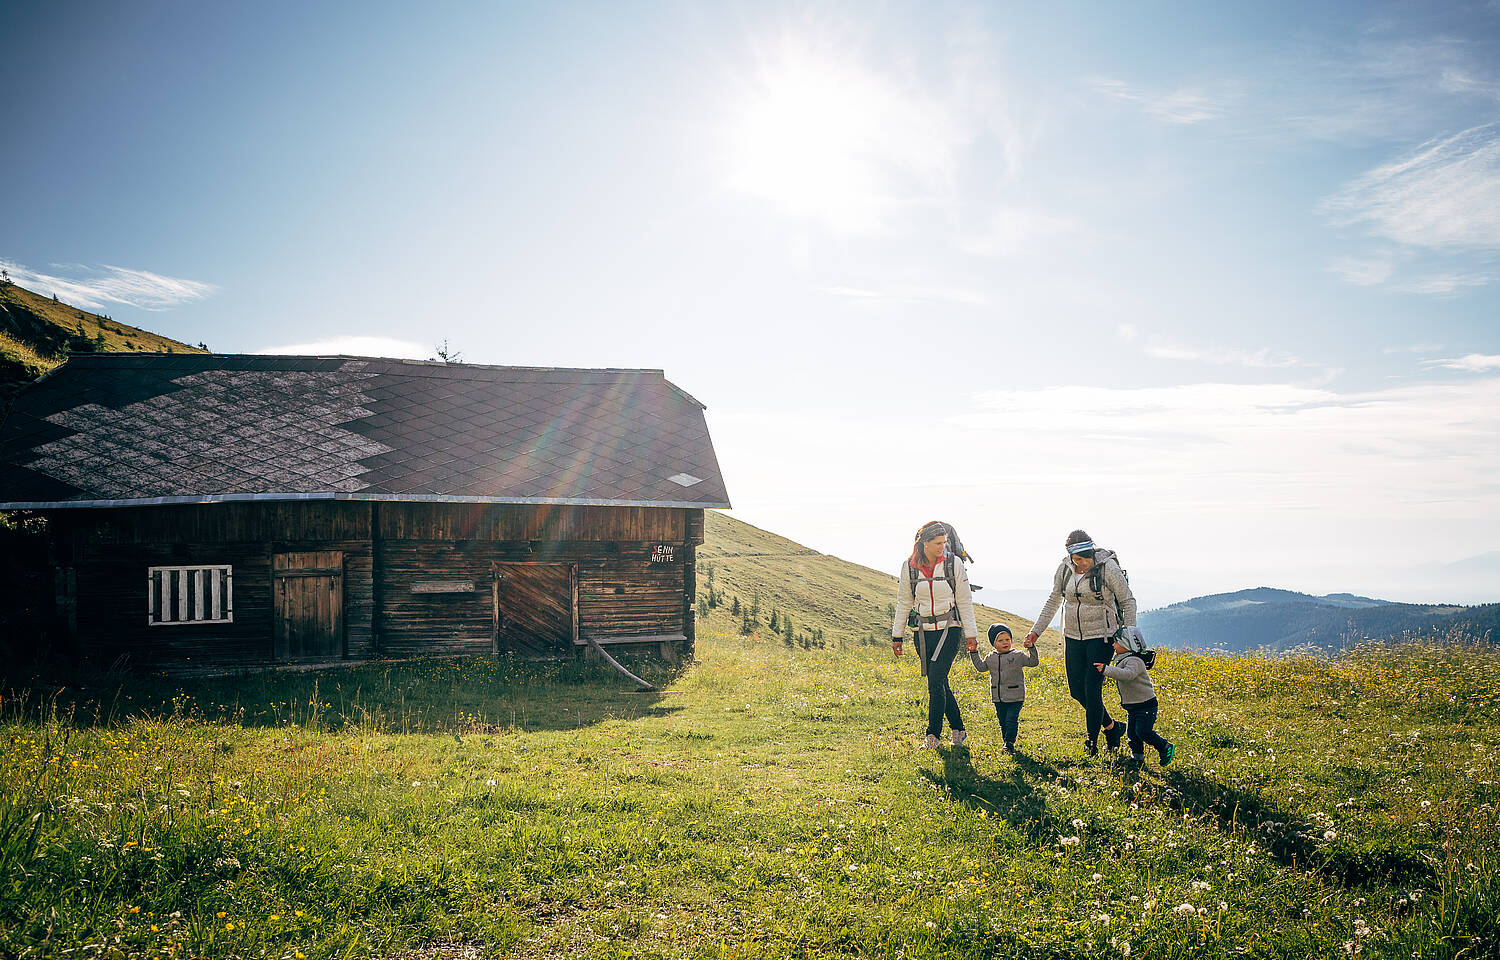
[0, 355, 730, 507]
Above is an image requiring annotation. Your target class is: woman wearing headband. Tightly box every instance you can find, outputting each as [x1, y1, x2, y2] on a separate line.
[892, 521, 979, 749]
[1024, 529, 1136, 756]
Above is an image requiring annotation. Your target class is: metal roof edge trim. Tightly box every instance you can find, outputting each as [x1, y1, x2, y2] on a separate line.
[59, 352, 669, 378]
[0, 492, 733, 510]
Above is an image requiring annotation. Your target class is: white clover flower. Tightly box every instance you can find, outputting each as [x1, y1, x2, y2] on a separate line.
[412, 781, 422, 788]
[486, 779, 496, 786]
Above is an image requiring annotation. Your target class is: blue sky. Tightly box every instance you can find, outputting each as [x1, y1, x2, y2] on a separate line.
[4, 1, 1499, 611]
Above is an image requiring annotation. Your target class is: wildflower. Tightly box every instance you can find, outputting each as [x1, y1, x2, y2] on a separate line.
[1324, 830, 1337, 841]
[1173, 903, 1197, 916]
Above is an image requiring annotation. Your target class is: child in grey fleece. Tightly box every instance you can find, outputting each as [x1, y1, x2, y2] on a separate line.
[969, 623, 1039, 753]
[1095, 627, 1174, 765]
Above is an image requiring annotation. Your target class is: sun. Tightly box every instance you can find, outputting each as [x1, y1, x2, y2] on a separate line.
[727, 43, 895, 234]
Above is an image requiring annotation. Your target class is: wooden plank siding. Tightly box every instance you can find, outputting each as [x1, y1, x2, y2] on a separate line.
[44, 500, 704, 669]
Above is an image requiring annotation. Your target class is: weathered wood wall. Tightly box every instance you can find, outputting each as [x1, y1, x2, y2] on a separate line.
[45, 500, 705, 668]
[49, 502, 375, 668]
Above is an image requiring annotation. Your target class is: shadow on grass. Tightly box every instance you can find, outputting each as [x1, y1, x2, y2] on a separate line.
[918, 748, 1074, 848]
[1159, 767, 1434, 889]
[1, 655, 685, 734]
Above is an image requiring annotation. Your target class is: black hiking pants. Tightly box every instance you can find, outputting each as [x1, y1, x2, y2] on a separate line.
[920, 626, 965, 739]
[1064, 636, 1116, 745]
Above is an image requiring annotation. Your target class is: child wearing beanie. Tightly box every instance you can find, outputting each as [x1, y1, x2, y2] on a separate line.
[969, 623, 1039, 753]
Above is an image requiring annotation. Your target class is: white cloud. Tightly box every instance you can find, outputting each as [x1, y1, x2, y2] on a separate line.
[257, 336, 431, 360]
[1392, 273, 1490, 295]
[713, 376, 1500, 609]
[1116, 323, 1139, 341]
[1142, 336, 1303, 368]
[1321, 122, 1500, 251]
[958, 206, 1081, 258]
[0, 259, 216, 311]
[1424, 353, 1500, 372]
[819, 284, 991, 306]
[1326, 255, 1393, 286]
[1088, 77, 1225, 124]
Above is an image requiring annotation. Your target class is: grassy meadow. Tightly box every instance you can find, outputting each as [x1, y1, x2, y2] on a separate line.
[4, 624, 1499, 959]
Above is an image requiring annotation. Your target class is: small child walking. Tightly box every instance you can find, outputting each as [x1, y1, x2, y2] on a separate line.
[1095, 627, 1175, 765]
[968, 623, 1039, 753]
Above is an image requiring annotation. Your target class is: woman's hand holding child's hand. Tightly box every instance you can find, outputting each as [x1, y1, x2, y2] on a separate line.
[1094, 662, 1104, 672]
[1023, 636, 1036, 649]
[966, 638, 978, 652]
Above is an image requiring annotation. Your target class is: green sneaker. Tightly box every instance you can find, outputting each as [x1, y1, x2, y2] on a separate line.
[1159, 742, 1175, 766]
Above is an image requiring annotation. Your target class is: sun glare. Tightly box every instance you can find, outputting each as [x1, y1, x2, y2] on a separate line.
[728, 47, 896, 233]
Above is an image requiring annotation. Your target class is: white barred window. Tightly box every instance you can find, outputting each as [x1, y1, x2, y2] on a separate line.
[148, 565, 234, 626]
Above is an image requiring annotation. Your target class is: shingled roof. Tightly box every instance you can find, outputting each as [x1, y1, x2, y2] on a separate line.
[0, 354, 731, 510]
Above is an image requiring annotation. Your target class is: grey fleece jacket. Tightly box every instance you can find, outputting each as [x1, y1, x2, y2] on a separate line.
[1101, 653, 1156, 706]
[969, 646, 1040, 703]
[1029, 550, 1137, 642]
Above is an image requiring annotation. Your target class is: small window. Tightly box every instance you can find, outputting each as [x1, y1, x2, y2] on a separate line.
[148, 565, 234, 626]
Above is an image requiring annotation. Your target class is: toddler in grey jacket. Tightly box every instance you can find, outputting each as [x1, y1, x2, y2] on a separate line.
[1096, 628, 1175, 765]
[969, 624, 1039, 753]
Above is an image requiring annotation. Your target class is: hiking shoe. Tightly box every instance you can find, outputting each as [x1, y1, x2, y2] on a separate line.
[1159, 741, 1175, 766]
[1103, 722, 1124, 752]
[951, 729, 968, 748]
[1084, 739, 1099, 758]
[1004, 742, 1015, 754]
[1129, 753, 1146, 765]
[923, 734, 940, 749]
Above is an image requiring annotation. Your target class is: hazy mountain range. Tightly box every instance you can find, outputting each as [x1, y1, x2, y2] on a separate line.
[1139, 587, 1500, 654]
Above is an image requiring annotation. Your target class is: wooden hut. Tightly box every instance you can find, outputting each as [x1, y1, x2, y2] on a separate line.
[0, 354, 730, 671]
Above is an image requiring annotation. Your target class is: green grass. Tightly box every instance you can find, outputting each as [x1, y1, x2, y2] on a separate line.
[3, 630, 1498, 959]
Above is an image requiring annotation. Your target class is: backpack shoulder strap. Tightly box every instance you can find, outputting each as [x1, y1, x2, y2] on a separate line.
[943, 552, 957, 594]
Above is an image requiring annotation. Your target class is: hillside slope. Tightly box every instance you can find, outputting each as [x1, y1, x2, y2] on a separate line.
[0, 280, 204, 415]
[697, 510, 1063, 656]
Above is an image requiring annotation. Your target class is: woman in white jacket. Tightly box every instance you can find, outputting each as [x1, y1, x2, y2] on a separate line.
[1025, 529, 1136, 756]
[892, 521, 979, 748]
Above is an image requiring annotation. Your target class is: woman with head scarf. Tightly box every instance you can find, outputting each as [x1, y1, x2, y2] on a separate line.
[1024, 529, 1136, 756]
[892, 521, 979, 748]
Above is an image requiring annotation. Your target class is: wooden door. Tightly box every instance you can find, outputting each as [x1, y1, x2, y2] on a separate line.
[273, 551, 345, 661]
[493, 562, 575, 658]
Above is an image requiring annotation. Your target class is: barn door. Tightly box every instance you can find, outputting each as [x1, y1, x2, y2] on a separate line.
[493, 562, 575, 658]
[273, 551, 345, 661]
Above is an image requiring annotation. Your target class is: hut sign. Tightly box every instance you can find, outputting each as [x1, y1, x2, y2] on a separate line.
[651, 544, 675, 563]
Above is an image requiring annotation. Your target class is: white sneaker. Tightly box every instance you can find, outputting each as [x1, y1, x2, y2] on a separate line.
[923, 734, 940, 749]
[951, 729, 968, 748]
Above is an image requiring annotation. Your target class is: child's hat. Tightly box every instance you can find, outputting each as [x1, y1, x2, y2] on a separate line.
[987, 622, 1012, 643]
[1116, 625, 1148, 653]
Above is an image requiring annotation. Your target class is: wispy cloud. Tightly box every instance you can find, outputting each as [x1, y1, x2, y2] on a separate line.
[957, 206, 1081, 258]
[1423, 353, 1500, 372]
[1321, 122, 1500, 251]
[819, 284, 991, 306]
[257, 336, 431, 360]
[1392, 273, 1490, 295]
[1326, 255, 1393, 286]
[0, 259, 216, 311]
[1087, 77, 1226, 124]
[1141, 335, 1303, 369]
[714, 375, 1500, 605]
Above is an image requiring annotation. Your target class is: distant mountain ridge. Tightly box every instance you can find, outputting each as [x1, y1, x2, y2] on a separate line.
[1140, 586, 1499, 653]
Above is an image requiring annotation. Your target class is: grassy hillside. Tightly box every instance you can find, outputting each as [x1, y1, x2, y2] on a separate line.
[1, 516, 1498, 958]
[0, 280, 204, 414]
[697, 510, 1064, 656]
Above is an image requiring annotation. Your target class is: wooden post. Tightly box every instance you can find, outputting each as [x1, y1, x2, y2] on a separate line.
[491, 562, 501, 658]
[570, 563, 580, 645]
